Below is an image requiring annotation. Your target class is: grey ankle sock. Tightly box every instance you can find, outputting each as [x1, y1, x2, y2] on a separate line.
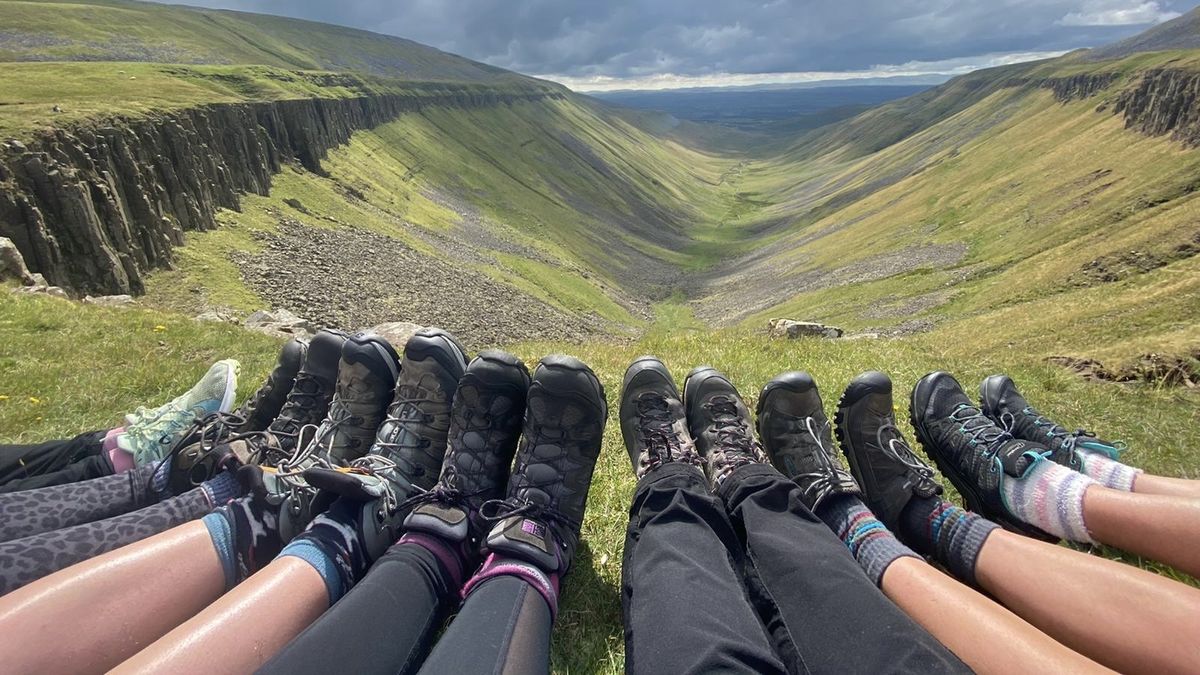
[900, 497, 999, 586]
[816, 494, 919, 586]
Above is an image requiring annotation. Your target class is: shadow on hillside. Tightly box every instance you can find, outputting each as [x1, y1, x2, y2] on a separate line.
[552, 540, 624, 671]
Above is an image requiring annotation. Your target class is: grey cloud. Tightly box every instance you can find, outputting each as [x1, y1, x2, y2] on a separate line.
[167, 0, 1200, 77]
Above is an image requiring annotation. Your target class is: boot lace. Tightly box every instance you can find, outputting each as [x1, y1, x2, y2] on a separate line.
[874, 421, 937, 482]
[1001, 408, 1125, 459]
[791, 416, 851, 506]
[634, 393, 700, 471]
[704, 395, 762, 471]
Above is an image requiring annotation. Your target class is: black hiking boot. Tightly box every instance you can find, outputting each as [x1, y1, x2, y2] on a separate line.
[481, 355, 606, 575]
[234, 338, 308, 433]
[910, 371, 1059, 540]
[834, 371, 941, 530]
[404, 351, 531, 558]
[304, 328, 468, 554]
[980, 375, 1113, 465]
[683, 366, 767, 489]
[757, 371, 860, 511]
[619, 356, 703, 479]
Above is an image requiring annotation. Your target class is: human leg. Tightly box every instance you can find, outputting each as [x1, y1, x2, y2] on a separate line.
[264, 349, 531, 675]
[843, 370, 1199, 673]
[0, 463, 160, 542]
[758, 370, 1104, 674]
[0, 474, 236, 594]
[0, 429, 108, 484]
[617, 358, 787, 674]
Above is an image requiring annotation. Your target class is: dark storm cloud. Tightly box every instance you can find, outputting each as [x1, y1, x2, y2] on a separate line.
[169, 0, 1199, 79]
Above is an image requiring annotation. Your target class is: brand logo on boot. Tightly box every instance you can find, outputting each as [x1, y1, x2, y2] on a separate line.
[521, 520, 547, 538]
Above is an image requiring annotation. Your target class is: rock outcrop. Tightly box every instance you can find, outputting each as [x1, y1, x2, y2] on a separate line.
[0, 88, 562, 296]
[768, 318, 845, 339]
[1115, 68, 1200, 147]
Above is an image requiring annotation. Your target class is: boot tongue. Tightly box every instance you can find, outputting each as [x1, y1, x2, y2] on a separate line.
[995, 438, 1047, 477]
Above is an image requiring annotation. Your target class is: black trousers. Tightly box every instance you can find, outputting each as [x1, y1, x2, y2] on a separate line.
[260, 542, 551, 674]
[0, 431, 112, 492]
[623, 462, 969, 675]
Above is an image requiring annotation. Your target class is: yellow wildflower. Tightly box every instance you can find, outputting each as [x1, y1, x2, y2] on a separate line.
[153, 325, 167, 333]
[29, 396, 40, 404]
[0, 395, 8, 401]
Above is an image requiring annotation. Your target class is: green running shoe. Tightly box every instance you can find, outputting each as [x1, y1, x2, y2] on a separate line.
[118, 359, 240, 467]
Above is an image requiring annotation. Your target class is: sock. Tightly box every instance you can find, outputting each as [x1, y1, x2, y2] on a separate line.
[900, 497, 999, 585]
[460, 553, 560, 618]
[278, 499, 371, 605]
[201, 491, 284, 589]
[1002, 459, 1096, 543]
[105, 433, 134, 474]
[1077, 449, 1141, 492]
[398, 532, 467, 589]
[816, 494, 919, 587]
[198, 472, 241, 509]
[104, 426, 124, 440]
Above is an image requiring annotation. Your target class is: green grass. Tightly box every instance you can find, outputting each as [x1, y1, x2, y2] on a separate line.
[3, 288, 1197, 673]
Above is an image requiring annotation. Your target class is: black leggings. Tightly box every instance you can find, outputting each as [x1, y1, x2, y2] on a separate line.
[0, 430, 113, 492]
[261, 541, 552, 674]
[623, 462, 968, 674]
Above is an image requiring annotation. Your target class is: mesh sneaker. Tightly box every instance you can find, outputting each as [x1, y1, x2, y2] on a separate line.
[683, 366, 767, 488]
[164, 340, 308, 493]
[757, 371, 860, 511]
[980, 374, 1116, 466]
[834, 371, 941, 530]
[619, 356, 702, 479]
[481, 355, 606, 574]
[910, 371, 1063, 539]
[404, 350, 531, 556]
[233, 338, 307, 433]
[117, 359, 240, 467]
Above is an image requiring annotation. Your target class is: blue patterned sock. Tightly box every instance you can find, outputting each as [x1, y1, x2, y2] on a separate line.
[900, 497, 999, 586]
[816, 494, 919, 586]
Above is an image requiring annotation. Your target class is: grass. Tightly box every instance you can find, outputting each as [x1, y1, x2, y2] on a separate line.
[2, 289, 1197, 673]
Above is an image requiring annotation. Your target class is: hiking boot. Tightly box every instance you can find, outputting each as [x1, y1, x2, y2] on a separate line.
[980, 375, 1113, 467]
[305, 328, 468, 507]
[835, 371, 941, 530]
[233, 338, 307, 433]
[619, 356, 702, 479]
[482, 355, 606, 574]
[299, 332, 400, 465]
[683, 366, 767, 488]
[405, 351, 531, 555]
[757, 371, 860, 511]
[910, 371, 1059, 539]
[261, 329, 347, 461]
[117, 359, 240, 467]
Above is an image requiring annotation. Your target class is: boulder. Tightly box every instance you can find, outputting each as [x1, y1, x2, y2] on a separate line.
[11, 283, 68, 300]
[83, 294, 134, 307]
[245, 308, 317, 338]
[368, 321, 424, 349]
[195, 310, 240, 324]
[0, 237, 34, 284]
[768, 318, 845, 339]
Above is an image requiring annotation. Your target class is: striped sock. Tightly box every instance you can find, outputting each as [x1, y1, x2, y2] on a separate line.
[1077, 449, 1140, 492]
[900, 497, 999, 586]
[816, 494, 919, 586]
[1001, 459, 1096, 543]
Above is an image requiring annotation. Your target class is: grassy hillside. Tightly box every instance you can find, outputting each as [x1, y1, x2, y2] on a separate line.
[0, 0, 533, 83]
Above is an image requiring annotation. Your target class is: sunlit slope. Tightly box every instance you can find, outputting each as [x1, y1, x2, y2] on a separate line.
[700, 51, 1200, 365]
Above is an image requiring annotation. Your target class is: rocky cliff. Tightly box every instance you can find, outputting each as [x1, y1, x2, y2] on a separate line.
[0, 88, 562, 295]
[1115, 68, 1200, 147]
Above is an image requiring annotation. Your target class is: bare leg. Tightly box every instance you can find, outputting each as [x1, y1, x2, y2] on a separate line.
[112, 557, 328, 673]
[0, 521, 224, 674]
[1132, 473, 1200, 500]
[1083, 485, 1200, 578]
[881, 557, 1110, 674]
[976, 529, 1200, 674]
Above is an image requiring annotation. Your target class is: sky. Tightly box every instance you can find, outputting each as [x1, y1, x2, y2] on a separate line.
[164, 0, 1200, 90]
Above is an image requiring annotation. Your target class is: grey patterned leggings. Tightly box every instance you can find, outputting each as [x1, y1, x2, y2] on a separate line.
[0, 464, 162, 543]
[0, 487, 213, 596]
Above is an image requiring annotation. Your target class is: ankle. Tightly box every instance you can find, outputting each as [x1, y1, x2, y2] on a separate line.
[462, 553, 560, 619]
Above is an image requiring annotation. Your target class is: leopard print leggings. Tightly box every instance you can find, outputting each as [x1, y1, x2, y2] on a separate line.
[0, 465, 160, 543]
[0, 487, 212, 596]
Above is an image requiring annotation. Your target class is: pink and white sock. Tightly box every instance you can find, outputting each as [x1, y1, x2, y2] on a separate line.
[1002, 459, 1097, 543]
[104, 432, 135, 474]
[1077, 449, 1141, 492]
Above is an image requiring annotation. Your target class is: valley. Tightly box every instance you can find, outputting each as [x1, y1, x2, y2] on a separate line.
[1, 1, 1199, 671]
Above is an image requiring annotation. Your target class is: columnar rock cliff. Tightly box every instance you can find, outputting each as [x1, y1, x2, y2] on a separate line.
[1115, 68, 1200, 147]
[0, 89, 561, 295]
